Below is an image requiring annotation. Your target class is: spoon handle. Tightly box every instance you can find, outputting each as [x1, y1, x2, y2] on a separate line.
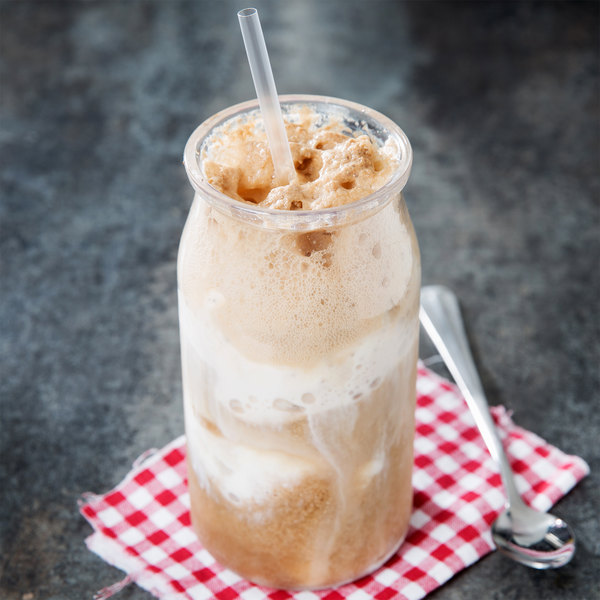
[419, 285, 524, 509]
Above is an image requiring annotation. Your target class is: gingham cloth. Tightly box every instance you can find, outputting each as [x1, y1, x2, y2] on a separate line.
[79, 365, 589, 600]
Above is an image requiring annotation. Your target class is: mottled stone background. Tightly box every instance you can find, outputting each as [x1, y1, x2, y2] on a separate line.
[1, 1, 598, 599]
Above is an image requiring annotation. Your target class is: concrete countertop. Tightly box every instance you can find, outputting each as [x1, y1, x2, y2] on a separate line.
[1, 2, 598, 599]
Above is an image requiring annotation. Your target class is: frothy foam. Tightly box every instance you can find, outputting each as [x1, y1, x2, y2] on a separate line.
[179, 289, 415, 420]
[178, 197, 417, 367]
[202, 107, 399, 211]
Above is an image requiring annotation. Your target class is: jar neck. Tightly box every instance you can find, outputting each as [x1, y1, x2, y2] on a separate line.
[184, 95, 412, 232]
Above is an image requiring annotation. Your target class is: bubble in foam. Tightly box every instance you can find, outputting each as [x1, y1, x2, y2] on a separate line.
[370, 377, 381, 389]
[229, 399, 245, 413]
[372, 243, 382, 258]
[273, 398, 304, 412]
[206, 289, 225, 308]
[301, 392, 316, 404]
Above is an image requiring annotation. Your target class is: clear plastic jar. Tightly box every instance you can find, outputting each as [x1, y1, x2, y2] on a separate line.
[179, 95, 420, 589]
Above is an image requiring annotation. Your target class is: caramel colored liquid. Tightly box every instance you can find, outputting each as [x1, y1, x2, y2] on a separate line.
[184, 353, 417, 589]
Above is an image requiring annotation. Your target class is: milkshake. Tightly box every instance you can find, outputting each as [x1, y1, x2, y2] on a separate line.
[179, 96, 420, 589]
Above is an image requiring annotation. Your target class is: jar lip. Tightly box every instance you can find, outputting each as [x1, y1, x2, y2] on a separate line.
[183, 94, 413, 230]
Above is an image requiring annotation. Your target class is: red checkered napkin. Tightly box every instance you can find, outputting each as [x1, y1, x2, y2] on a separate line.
[79, 365, 589, 600]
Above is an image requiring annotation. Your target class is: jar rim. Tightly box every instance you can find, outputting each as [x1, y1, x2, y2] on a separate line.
[183, 94, 413, 230]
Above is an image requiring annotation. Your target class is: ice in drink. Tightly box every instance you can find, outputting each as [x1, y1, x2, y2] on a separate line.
[179, 96, 420, 589]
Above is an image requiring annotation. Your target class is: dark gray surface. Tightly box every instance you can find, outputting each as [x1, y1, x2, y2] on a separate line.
[1, 1, 598, 599]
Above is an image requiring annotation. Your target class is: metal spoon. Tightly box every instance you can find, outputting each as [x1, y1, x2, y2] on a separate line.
[419, 285, 575, 569]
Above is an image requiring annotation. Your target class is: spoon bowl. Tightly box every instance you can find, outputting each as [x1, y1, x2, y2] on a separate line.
[492, 504, 575, 569]
[420, 285, 576, 569]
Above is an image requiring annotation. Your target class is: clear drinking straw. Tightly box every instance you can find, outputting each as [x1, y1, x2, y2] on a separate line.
[238, 8, 296, 185]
